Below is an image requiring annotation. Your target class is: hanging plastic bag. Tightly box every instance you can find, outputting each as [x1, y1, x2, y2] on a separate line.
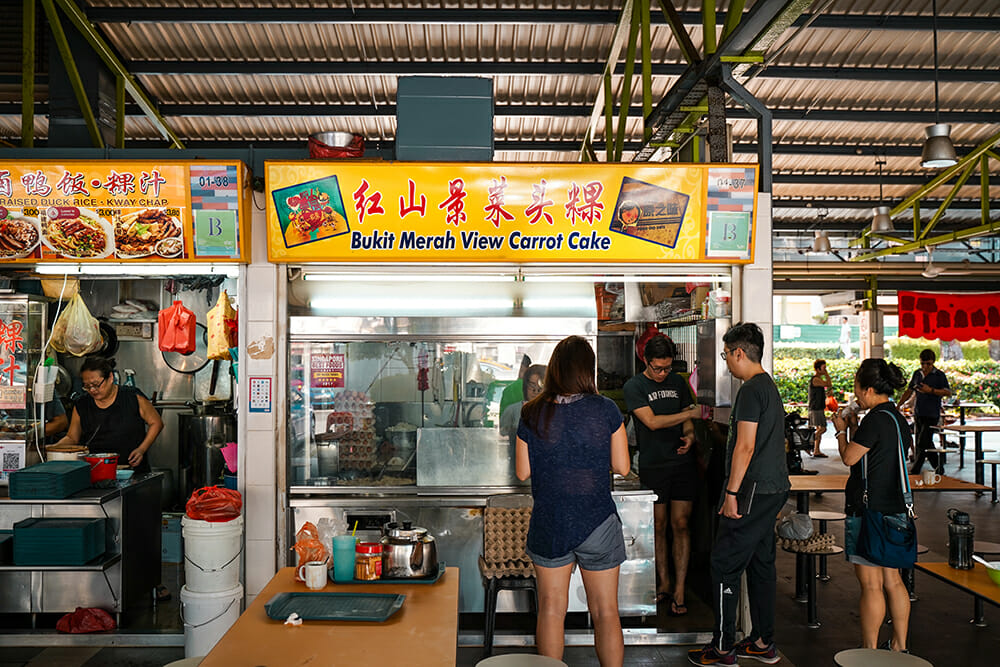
[207, 290, 238, 361]
[158, 300, 197, 354]
[292, 522, 329, 580]
[185, 486, 242, 522]
[825, 395, 840, 413]
[53, 294, 102, 357]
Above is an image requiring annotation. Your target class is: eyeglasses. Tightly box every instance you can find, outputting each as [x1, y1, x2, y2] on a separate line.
[81, 377, 108, 391]
[720, 350, 728, 360]
[647, 364, 671, 374]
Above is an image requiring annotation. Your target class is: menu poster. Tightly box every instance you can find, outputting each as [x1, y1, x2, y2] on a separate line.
[310, 353, 346, 389]
[265, 162, 759, 264]
[0, 161, 248, 263]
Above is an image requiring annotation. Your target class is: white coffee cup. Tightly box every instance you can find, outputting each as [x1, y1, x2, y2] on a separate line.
[922, 470, 942, 486]
[298, 560, 327, 590]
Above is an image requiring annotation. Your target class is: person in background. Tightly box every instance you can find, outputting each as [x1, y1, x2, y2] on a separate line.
[831, 359, 912, 653]
[689, 323, 789, 666]
[499, 354, 532, 418]
[898, 348, 950, 475]
[623, 334, 700, 615]
[808, 359, 832, 458]
[43, 398, 69, 442]
[54, 356, 163, 474]
[500, 364, 546, 447]
[516, 336, 629, 667]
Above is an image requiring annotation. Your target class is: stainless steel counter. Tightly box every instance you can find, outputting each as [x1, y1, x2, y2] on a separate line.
[289, 484, 655, 616]
[0, 473, 162, 619]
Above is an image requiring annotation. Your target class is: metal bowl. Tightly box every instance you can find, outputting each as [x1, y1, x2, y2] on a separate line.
[311, 131, 356, 147]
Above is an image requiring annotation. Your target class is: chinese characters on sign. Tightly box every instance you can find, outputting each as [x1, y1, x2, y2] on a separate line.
[0, 314, 26, 409]
[0, 162, 247, 262]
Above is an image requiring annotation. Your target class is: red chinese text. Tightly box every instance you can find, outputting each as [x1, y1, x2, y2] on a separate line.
[352, 179, 385, 224]
[564, 181, 605, 226]
[103, 170, 136, 197]
[524, 180, 555, 225]
[55, 171, 90, 197]
[0, 171, 10, 198]
[483, 176, 515, 229]
[20, 170, 52, 197]
[398, 179, 427, 218]
[140, 170, 167, 197]
[438, 179, 468, 226]
[0, 320, 23, 355]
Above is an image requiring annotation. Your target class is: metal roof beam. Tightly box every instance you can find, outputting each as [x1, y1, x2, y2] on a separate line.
[83, 8, 1000, 32]
[4, 103, 1000, 125]
[115, 61, 1000, 83]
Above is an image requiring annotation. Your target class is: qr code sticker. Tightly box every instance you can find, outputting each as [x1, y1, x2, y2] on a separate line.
[2, 451, 21, 472]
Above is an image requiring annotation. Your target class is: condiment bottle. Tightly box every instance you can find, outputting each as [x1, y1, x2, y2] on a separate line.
[355, 542, 383, 580]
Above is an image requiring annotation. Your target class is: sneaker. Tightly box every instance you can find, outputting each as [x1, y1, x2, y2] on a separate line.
[878, 639, 909, 653]
[688, 644, 737, 665]
[733, 637, 780, 664]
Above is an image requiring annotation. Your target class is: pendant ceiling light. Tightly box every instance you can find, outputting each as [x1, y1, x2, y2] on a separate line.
[810, 230, 832, 253]
[871, 155, 894, 233]
[921, 0, 958, 168]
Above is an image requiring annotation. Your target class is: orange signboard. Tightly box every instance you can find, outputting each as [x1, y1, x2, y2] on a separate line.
[265, 162, 758, 264]
[0, 161, 250, 263]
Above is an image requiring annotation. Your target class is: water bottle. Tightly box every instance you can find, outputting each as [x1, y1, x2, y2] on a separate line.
[947, 508, 974, 569]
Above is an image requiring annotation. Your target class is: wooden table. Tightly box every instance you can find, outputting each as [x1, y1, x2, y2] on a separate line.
[915, 562, 1000, 627]
[787, 475, 988, 601]
[942, 421, 1000, 486]
[198, 567, 460, 666]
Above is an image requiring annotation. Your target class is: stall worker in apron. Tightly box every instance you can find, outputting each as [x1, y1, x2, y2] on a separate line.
[53, 356, 163, 474]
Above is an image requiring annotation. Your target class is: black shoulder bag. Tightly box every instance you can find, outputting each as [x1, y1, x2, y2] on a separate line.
[857, 412, 918, 568]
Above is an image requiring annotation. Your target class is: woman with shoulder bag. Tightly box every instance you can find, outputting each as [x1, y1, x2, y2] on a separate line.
[831, 358, 914, 653]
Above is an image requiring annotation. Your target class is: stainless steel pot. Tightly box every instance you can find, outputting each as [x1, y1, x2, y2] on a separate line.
[380, 521, 438, 578]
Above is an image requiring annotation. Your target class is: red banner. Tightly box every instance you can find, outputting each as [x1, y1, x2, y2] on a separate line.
[898, 291, 1000, 342]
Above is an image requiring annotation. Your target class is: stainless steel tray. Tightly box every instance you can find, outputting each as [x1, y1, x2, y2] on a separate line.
[263, 592, 405, 622]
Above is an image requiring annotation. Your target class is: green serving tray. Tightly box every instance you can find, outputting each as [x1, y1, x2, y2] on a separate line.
[263, 592, 405, 622]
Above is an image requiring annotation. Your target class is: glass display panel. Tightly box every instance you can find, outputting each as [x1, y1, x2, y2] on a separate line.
[288, 339, 560, 487]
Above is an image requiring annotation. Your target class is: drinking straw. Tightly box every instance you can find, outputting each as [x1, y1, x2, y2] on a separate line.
[351, 521, 358, 537]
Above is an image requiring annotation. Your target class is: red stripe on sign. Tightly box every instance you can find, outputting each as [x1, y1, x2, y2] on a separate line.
[714, 204, 749, 211]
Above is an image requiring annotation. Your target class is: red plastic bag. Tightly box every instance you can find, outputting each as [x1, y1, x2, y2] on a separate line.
[292, 522, 329, 581]
[308, 133, 365, 158]
[158, 300, 197, 354]
[185, 486, 242, 522]
[825, 396, 840, 412]
[56, 607, 116, 633]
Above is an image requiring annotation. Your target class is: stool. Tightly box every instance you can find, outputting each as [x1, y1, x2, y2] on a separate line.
[974, 541, 1000, 555]
[902, 544, 930, 602]
[163, 659, 204, 667]
[480, 497, 537, 658]
[976, 459, 1000, 503]
[834, 648, 932, 666]
[928, 448, 958, 471]
[783, 545, 843, 628]
[476, 655, 569, 667]
[809, 510, 846, 581]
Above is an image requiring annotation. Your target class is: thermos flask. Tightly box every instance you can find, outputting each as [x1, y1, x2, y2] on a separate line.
[947, 508, 974, 569]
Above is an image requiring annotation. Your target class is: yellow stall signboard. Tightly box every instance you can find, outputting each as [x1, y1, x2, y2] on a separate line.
[0, 161, 250, 263]
[265, 162, 757, 264]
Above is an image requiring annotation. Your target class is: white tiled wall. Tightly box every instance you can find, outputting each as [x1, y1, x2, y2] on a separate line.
[239, 204, 282, 598]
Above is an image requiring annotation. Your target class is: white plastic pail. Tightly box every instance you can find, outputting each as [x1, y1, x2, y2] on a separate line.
[181, 515, 243, 592]
[180, 583, 243, 658]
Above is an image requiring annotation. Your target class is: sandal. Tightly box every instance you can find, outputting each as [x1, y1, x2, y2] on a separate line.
[669, 599, 688, 616]
[813, 452, 828, 458]
[654, 592, 672, 605]
[155, 585, 171, 602]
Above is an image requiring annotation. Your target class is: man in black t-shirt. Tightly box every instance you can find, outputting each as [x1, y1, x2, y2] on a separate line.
[624, 335, 699, 615]
[898, 348, 950, 474]
[689, 323, 789, 666]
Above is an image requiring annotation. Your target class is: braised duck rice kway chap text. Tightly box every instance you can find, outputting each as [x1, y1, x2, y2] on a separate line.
[44, 216, 107, 257]
[0, 218, 39, 257]
[116, 208, 182, 256]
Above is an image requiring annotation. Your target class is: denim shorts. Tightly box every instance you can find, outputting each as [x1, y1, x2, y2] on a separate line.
[527, 512, 627, 571]
[844, 515, 879, 567]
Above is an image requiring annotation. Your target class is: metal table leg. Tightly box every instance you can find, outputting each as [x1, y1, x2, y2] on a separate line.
[975, 432, 985, 487]
[973, 597, 986, 627]
[806, 554, 820, 628]
[818, 519, 830, 582]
